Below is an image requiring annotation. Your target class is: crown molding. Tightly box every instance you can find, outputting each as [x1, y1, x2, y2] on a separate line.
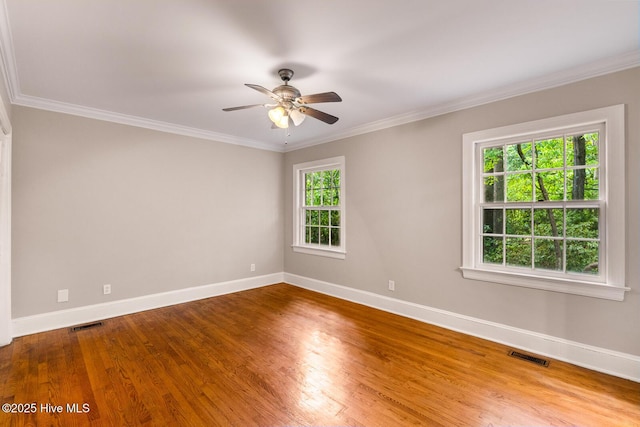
[13, 94, 282, 151]
[1, 0, 637, 155]
[284, 51, 640, 152]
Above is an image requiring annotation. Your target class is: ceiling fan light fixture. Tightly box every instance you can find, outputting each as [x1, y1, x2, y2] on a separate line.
[268, 106, 286, 123]
[275, 113, 289, 129]
[290, 109, 305, 126]
[223, 69, 342, 129]
[276, 110, 289, 129]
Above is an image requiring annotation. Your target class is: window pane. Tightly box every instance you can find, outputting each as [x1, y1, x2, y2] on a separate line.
[332, 169, 341, 188]
[307, 210, 319, 226]
[566, 240, 598, 275]
[506, 208, 531, 235]
[330, 210, 340, 227]
[296, 159, 344, 255]
[533, 208, 564, 237]
[484, 176, 504, 202]
[567, 168, 598, 200]
[306, 226, 320, 244]
[506, 142, 532, 171]
[566, 208, 599, 239]
[535, 171, 564, 201]
[483, 208, 503, 234]
[534, 137, 564, 169]
[323, 188, 334, 206]
[483, 236, 503, 264]
[506, 237, 532, 267]
[311, 172, 322, 189]
[534, 238, 563, 271]
[331, 228, 340, 246]
[323, 171, 333, 189]
[567, 133, 598, 167]
[506, 173, 533, 202]
[320, 210, 329, 226]
[320, 227, 330, 245]
[483, 147, 504, 173]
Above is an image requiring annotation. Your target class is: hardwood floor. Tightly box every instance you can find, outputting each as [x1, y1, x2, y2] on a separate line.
[1, 283, 638, 426]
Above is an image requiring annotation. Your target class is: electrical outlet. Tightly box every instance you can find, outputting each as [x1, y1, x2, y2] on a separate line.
[388, 280, 395, 291]
[103, 284, 111, 295]
[250, 263, 256, 272]
[57, 289, 69, 303]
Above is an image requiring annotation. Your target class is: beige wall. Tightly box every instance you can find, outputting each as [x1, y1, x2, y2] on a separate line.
[284, 67, 640, 356]
[12, 106, 284, 317]
[11, 68, 639, 357]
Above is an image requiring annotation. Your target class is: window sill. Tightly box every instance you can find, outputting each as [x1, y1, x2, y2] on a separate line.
[459, 267, 629, 301]
[292, 245, 346, 260]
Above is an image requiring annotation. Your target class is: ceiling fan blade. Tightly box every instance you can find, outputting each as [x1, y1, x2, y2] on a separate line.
[299, 106, 339, 124]
[222, 104, 266, 112]
[245, 84, 281, 101]
[296, 91, 342, 104]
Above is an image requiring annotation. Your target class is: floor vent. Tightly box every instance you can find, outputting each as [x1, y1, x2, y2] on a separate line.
[70, 321, 103, 332]
[508, 350, 549, 367]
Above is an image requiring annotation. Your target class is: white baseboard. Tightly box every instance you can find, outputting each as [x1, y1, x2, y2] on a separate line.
[284, 273, 640, 383]
[12, 273, 284, 338]
[10, 271, 639, 382]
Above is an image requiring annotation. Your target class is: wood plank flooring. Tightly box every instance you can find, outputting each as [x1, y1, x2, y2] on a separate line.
[1, 283, 639, 426]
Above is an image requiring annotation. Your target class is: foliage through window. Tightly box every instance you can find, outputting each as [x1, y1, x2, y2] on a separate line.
[304, 169, 341, 247]
[293, 157, 345, 259]
[462, 105, 627, 300]
[481, 130, 601, 275]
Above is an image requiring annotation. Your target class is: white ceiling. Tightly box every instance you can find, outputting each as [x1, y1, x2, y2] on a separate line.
[1, 0, 638, 152]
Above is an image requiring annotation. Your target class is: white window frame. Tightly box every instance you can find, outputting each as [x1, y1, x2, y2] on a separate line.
[461, 105, 628, 301]
[292, 156, 346, 259]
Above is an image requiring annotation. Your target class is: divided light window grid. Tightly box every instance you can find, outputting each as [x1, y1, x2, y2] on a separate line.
[303, 169, 341, 247]
[479, 124, 603, 277]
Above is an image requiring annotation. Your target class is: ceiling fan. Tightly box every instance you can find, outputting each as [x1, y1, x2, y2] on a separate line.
[222, 69, 342, 129]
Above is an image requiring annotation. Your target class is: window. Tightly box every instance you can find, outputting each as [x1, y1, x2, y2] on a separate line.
[461, 105, 628, 300]
[293, 156, 346, 259]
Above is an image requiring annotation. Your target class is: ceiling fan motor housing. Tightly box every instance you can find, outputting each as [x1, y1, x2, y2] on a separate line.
[273, 84, 301, 102]
[273, 69, 300, 102]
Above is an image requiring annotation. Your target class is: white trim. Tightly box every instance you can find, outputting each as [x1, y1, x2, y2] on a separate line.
[292, 156, 346, 258]
[12, 94, 279, 152]
[283, 52, 640, 152]
[0, 58, 10, 345]
[461, 105, 627, 299]
[0, 133, 10, 346]
[291, 245, 346, 259]
[0, 3, 637, 155]
[10, 270, 640, 381]
[12, 273, 284, 338]
[283, 273, 640, 383]
[459, 267, 628, 301]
